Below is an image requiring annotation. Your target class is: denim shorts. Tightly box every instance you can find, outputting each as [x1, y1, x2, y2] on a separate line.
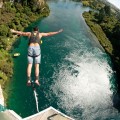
[27, 46, 41, 64]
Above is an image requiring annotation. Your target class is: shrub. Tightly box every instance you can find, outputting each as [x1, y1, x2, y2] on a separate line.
[13, 18, 20, 25]
[0, 60, 13, 76]
[0, 37, 9, 49]
[16, 24, 23, 31]
[8, 23, 16, 30]
[3, 2, 13, 13]
[15, 3, 24, 13]
[23, 6, 31, 15]
[0, 25, 8, 36]
[15, 12, 21, 17]
[82, 1, 89, 6]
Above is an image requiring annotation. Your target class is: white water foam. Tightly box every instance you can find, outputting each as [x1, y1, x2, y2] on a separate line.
[51, 49, 119, 119]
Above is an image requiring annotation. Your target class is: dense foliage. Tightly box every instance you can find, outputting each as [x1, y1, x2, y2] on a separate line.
[81, 0, 105, 9]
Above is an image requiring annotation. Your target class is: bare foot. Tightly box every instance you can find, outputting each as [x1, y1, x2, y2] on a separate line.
[35, 80, 40, 86]
[27, 80, 31, 86]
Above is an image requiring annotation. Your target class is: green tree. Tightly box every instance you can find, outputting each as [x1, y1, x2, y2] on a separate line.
[0, 25, 8, 36]
[98, 8, 106, 22]
[104, 5, 111, 16]
[113, 22, 120, 39]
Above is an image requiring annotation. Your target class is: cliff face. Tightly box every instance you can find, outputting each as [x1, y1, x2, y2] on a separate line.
[0, 85, 4, 106]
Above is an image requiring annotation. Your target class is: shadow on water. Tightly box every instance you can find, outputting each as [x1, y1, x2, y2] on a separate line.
[113, 93, 120, 112]
[12, 37, 21, 49]
[112, 71, 120, 112]
[110, 56, 120, 112]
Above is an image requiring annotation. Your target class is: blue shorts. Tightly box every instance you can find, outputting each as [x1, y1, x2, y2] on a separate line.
[27, 46, 41, 64]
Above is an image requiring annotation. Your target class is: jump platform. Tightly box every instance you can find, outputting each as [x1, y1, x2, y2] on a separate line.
[0, 107, 74, 120]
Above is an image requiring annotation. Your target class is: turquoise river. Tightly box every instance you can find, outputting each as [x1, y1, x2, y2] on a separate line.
[6, 0, 120, 119]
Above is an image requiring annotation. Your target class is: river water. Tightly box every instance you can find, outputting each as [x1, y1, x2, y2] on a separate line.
[7, 0, 120, 119]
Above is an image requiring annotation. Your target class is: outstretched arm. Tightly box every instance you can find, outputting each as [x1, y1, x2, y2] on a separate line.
[10, 29, 31, 37]
[41, 29, 63, 37]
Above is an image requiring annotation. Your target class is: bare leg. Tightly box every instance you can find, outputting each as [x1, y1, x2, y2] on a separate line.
[35, 63, 39, 77]
[27, 63, 33, 86]
[35, 63, 40, 86]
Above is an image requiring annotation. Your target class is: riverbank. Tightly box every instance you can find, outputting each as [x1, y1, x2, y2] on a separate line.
[0, 1, 50, 106]
[82, 0, 120, 92]
[82, 11, 113, 55]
